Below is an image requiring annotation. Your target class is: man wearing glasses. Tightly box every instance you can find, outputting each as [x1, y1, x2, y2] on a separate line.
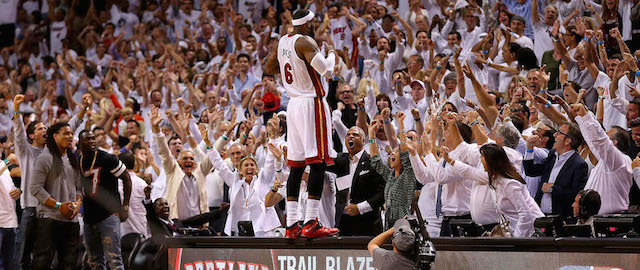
[523, 122, 589, 220]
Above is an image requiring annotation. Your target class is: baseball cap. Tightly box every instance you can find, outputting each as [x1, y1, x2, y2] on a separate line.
[410, 80, 425, 90]
[392, 219, 415, 252]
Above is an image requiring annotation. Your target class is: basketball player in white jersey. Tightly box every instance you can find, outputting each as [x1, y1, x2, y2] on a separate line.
[265, 10, 339, 239]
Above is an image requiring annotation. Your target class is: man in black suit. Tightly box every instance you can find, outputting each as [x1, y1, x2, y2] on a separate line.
[142, 186, 223, 238]
[328, 127, 386, 236]
[524, 122, 589, 219]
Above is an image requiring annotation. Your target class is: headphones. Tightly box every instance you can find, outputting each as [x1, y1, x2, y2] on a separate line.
[578, 189, 595, 218]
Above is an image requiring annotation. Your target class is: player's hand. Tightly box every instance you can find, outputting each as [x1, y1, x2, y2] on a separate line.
[119, 205, 129, 222]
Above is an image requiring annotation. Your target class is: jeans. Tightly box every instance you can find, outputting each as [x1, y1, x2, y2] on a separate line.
[84, 215, 124, 270]
[0, 228, 17, 270]
[16, 207, 37, 270]
[32, 218, 80, 270]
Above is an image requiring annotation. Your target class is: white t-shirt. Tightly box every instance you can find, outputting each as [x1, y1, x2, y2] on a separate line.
[533, 20, 555, 64]
[0, 0, 18, 24]
[50, 21, 67, 55]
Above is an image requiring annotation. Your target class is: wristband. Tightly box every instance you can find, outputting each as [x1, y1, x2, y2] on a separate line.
[526, 149, 534, 153]
[597, 40, 604, 45]
[584, 37, 591, 42]
[271, 188, 279, 193]
[545, 101, 552, 108]
[435, 66, 441, 70]
[540, 89, 546, 94]
[54, 201, 61, 210]
[369, 139, 375, 143]
[469, 119, 479, 126]
[599, 95, 606, 100]
[380, 61, 384, 65]
[384, 119, 391, 124]
[221, 134, 228, 140]
[332, 76, 339, 80]
[635, 70, 640, 77]
[13, 111, 20, 115]
[206, 146, 213, 150]
[358, 107, 365, 111]
[481, 50, 488, 54]
[242, 133, 248, 138]
[3, 159, 8, 165]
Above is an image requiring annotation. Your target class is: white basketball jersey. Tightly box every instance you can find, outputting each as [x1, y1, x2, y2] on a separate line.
[329, 17, 353, 53]
[277, 34, 325, 98]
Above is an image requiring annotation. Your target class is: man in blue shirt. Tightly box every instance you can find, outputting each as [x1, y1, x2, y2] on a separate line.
[233, 53, 261, 95]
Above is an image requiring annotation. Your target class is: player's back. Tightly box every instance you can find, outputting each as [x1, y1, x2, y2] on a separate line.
[277, 34, 324, 98]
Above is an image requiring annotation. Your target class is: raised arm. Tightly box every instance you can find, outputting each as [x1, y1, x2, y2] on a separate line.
[462, 63, 499, 124]
[572, 104, 629, 172]
[296, 36, 336, 77]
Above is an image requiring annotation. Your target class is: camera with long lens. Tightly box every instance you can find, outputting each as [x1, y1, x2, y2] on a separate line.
[406, 201, 437, 270]
[406, 216, 436, 270]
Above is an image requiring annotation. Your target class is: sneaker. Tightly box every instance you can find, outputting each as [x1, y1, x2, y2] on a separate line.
[301, 219, 339, 238]
[285, 222, 302, 239]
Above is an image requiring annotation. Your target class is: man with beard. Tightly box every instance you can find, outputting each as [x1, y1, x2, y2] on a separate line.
[13, 94, 90, 270]
[77, 130, 132, 270]
[265, 9, 339, 238]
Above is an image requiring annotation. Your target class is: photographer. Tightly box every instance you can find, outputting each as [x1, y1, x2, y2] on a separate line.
[367, 219, 416, 270]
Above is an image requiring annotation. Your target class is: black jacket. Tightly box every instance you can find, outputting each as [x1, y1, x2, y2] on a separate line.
[523, 150, 588, 219]
[143, 199, 222, 238]
[328, 151, 386, 236]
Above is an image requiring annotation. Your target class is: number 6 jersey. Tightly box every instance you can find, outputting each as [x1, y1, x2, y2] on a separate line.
[80, 150, 127, 224]
[277, 34, 326, 99]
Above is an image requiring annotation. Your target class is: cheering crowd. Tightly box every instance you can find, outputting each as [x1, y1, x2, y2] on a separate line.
[1, 0, 640, 268]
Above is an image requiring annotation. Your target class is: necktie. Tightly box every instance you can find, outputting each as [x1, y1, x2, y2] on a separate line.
[436, 160, 446, 218]
[168, 221, 177, 232]
[435, 184, 443, 218]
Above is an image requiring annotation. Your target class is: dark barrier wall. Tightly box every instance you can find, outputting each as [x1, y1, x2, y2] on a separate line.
[166, 237, 640, 270]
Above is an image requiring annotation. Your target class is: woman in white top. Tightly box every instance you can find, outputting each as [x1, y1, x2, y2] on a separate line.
[443, 143, 544, 237]
[207, 141, 282, 237]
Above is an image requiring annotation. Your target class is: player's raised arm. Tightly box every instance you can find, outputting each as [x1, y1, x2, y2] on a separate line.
[295, 33, 335, 76]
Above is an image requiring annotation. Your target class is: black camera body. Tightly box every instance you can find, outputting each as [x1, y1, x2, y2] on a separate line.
[407, 201, 437, 270]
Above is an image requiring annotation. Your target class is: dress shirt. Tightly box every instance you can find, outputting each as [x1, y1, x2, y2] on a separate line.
[576, 112, 633, 214]
[526, 149, 576, 214]
[176, 174, 201, 220]
[523, 147, 549, 198]
[233, 73, 261, 95]
[432, 145, 473, 217]
[159, 218, 179, 236]
[119, 172, 150, 238]
[451, 162, 545, 237]
[409, 153, 442, 236]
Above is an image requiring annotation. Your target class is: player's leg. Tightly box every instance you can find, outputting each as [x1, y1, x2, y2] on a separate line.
[300, 98, 338, 238]
[284, 166, 304, 239]
[284, 98, 306, 239]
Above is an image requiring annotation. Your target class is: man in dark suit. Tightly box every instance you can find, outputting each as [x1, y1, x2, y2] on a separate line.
[328, 127, 386, 236]
[524, 122, 589, 219]
[142, 186, 223, 238]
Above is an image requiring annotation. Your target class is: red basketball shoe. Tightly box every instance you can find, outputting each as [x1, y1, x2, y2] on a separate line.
[301, 219, 339, 238]
[285, 222, 302, 239]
